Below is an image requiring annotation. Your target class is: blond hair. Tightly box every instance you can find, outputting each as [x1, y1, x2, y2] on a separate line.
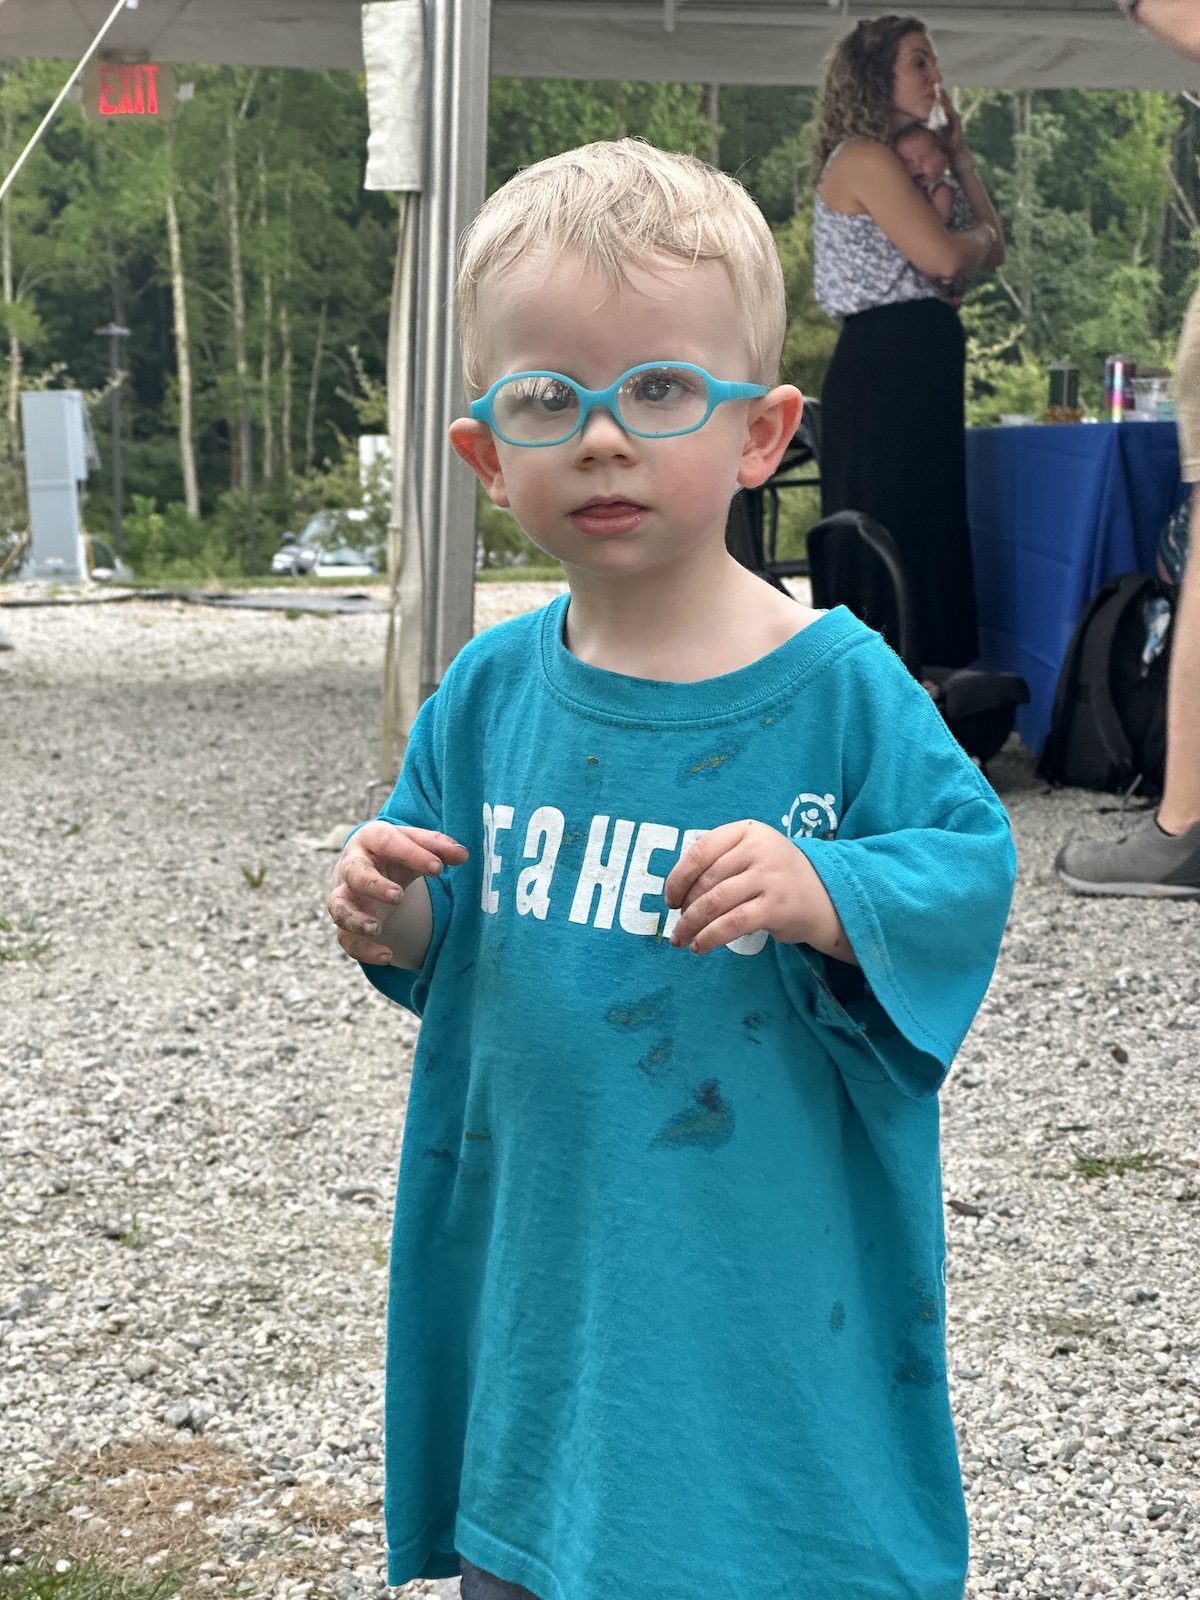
[457, 139, 785, 397]
[811, 15, 928, 183]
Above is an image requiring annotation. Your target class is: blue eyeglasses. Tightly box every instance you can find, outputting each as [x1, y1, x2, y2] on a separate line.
[469, 361, 770, 448]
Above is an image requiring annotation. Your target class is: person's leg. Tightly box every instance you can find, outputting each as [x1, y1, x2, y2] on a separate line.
[1158, 508, 1200, 833]
[458, 1557, 538, 1600]
[1056, 289, 1200, 898]
[1055, 517, 1200, 896]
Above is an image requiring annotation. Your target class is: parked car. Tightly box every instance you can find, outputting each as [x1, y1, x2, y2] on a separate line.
[84, 534, 134, 584]
[269, 532, 317, 577]
[270, 509, 380, 578]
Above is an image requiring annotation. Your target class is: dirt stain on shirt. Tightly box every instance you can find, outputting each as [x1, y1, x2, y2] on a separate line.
[653, 1078, 734, 1151]
[606, 988, 670, 1031]
[636, 1038, 674, 1078]
[678, 737, 745, 783]
[892, 1340, 937, 1388]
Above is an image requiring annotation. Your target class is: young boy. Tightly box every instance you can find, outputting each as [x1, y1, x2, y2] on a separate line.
[893, 121, 975, 306]
[328, 140, 1015, 1600]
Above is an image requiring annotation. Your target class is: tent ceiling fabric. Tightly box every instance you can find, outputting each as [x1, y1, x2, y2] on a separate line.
[493, 4, 1199, 89]
[0, 1, 367, 73]
[0, 0, 1194, 88]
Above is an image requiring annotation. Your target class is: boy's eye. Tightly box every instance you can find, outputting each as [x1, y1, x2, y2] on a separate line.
[624, 368, 701, 407]
[535, 379, 577, 415]
[510, 377, 578, 415]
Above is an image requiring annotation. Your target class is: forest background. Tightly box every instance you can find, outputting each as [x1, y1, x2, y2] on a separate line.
[0, 61, 1198, 580]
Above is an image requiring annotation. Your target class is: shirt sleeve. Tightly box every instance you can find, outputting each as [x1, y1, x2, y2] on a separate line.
[357, 684, 454, 1018]
[785, 644, 1016, 1096]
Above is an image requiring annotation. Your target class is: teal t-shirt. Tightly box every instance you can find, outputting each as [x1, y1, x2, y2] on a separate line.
[362, 599, 1015, 1600]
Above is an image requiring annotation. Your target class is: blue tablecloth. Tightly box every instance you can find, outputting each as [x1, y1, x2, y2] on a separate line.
[966, 420, 1184, 754]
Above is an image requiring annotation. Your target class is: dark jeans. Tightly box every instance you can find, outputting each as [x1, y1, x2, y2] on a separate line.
[459, 1557, 538, 1600]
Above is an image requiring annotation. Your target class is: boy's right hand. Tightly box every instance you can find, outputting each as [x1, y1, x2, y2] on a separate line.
[327, 821, 468, 965]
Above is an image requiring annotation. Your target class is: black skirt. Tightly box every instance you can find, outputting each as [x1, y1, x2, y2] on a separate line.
[819, 298, 979, 669]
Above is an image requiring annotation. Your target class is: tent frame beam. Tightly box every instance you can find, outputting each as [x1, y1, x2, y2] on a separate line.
[413, 0, 491, 702]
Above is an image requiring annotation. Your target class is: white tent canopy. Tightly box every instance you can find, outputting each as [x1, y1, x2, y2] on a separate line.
[1, 0, 1196, 89]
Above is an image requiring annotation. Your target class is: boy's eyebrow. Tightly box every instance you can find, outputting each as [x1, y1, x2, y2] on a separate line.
[489, 352, 717, 385]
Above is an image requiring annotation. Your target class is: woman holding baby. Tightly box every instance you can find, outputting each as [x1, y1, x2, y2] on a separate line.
[812, 15, 1004, 669]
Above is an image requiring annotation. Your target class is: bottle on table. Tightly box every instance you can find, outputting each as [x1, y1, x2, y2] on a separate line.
[1104, 356, 1136, 423]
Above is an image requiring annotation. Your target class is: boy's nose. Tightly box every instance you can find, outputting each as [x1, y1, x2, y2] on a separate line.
[573, 405, 634, 458]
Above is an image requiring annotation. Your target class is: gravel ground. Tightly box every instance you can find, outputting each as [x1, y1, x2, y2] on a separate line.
[0, 584, 1197, 1600]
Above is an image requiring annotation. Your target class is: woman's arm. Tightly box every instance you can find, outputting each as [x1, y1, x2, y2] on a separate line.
[821, 140, 998, 281]
[937, 89, 1006, 269]
[1123, 0, 1200, 57]
[928, 181, 956, 224]
[949, 155, 1005, 269]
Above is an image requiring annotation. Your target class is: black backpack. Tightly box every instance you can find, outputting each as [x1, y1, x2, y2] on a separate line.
[1038, 572, 1174, 797]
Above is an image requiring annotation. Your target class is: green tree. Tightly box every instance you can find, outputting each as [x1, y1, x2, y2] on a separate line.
[960, 88, 1194, 410]
[5, 66, 1200, 577]
[487, 78, 718, 194]
[774, 208, 838, 400]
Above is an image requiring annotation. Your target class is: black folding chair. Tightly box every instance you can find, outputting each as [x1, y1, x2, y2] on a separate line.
[726, 407, 1028, 764]
[807, 510, 1029, 766]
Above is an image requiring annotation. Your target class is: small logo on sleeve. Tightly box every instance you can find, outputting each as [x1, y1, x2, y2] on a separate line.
[781, 792, 839, 841]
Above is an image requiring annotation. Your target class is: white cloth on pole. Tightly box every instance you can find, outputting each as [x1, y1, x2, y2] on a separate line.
[362, 0, 424, 192]
[362, 1, 426, 771]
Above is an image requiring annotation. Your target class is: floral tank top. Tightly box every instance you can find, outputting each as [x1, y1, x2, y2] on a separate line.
[813, 143, 972, 319]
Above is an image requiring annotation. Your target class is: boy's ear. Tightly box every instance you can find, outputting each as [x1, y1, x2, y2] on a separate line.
[737, 385, 805, 490]
[449, 418, 510, 507]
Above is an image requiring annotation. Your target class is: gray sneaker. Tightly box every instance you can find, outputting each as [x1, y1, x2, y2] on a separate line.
[1056, 814, 1200, 898]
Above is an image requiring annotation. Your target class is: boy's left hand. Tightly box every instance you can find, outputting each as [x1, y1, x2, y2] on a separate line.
[665, 820, 857, 965]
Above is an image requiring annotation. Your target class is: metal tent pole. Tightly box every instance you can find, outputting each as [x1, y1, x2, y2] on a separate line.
[413, 0, 491, 702]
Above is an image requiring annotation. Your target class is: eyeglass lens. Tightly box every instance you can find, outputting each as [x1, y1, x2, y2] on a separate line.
[491, 366, 711, 444]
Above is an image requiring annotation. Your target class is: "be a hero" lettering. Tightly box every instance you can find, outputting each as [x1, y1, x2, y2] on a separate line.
[479, 803, 767, 955]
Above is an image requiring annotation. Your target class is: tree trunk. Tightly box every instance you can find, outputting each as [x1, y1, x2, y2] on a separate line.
[279, 299, 293, 488]
[164, 128, 200, 519]
[705, 84, 720, 168]
[304, 297, 327, 479]
[106, 226, 124, 324]
[2, 99, 20, 457]
[257, 146, 274, 484]
[1133, 202, 1149, 268]
[279, 179, 294, 492]
[1010, 90, 1035, 327]
[225, 104, 249, 489]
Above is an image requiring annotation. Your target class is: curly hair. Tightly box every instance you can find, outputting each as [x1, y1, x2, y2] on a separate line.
[810, 15, 929, 183]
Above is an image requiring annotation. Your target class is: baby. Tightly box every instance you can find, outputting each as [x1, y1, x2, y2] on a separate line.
[894, 121, 957, 223]
[894, 121, 976, 305]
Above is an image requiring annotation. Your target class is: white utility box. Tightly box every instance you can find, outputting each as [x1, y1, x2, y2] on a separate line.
[20, 389, 100, 583]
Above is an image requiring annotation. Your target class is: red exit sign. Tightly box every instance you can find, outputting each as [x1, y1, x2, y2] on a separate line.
[81, 61, 177, 122]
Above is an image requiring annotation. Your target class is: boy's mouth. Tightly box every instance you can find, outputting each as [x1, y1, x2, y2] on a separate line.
[569, 497, 648, 538]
